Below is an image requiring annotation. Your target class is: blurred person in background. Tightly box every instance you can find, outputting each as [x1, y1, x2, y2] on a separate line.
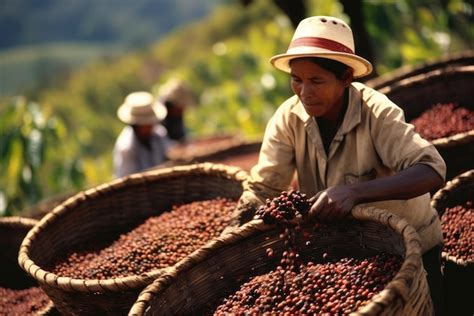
[113, 91, 170, 178]
[157, 78, 197, 144]
[230, 16, 446, 315]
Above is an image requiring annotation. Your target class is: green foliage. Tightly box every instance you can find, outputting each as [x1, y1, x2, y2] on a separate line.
[0, 0, 222, 97]
[1, 0, 472, 216]
[0, 97, 85, 215]
[0, 0, 221, 49]
[0, 42, 126, 98]
[363, 0, 474, 73]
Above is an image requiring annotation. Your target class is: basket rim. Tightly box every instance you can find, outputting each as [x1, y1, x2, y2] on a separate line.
[129, 205, 423, 315]
[365, 50, 474, 89]
[431, 129, 474, 147]
[378, 64, 474, 95]
[17, 162, 249, 294]
[0, 216, 38, 229]
[431, 169, 473, 212]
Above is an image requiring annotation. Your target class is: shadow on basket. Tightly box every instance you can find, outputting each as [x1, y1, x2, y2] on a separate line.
[129, 205, 433, 316]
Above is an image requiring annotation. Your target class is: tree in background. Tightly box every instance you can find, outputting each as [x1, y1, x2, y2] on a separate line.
[0, 97, 85, 216]
[240, 0, 307, 29]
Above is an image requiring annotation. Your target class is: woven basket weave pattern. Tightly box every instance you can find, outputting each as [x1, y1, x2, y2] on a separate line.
[129, 206, 433, 316]
[18, 163, 248, 315]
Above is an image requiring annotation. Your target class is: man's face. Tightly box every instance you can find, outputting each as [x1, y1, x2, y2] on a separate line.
[290, 59, 349, 119]
[134, 124, 153, 140]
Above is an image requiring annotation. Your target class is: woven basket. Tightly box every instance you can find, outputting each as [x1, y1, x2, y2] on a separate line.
[129, 206, 432, 316]
[431, 169, 473, 315]
[18, 163, 248, 316]
[365, 50, 474, 90]
[0, 216, 55, 315]
[378, 65, 474, 180]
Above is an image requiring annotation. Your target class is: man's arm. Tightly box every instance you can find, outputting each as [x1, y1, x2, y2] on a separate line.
[309, 164, 444, 220]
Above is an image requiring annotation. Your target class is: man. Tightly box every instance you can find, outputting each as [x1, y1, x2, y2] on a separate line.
[113, 91, 169, 178]
[233, 16, 445, 315]
[158, 78, 196, 143]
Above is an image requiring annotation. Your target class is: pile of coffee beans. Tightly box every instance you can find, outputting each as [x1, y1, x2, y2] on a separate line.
[410, 103, 474, 140]
[213, 254, 401, 315]
[441, 200, 473, 262]
[50, 198, 237, 279]
[255, 190, 311, 225]
[0, 286, 50, 314]
[212, 191, 402, 314]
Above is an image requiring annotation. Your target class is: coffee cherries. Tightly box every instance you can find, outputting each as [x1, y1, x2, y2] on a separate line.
[50, 198, 237, 279]
[441, 200, 473, 262]
[255, 190, 310, 225]
[410, 103, 474, 141]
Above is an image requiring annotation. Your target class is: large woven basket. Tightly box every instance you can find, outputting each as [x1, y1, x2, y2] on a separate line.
[378, 65, 474, 180]
[18, 163, 248, 315]
[431, 169, 473, 315]
[129, 206, 432, 316]
[365, 50, 474, 90]
[0, 216, 55, 315]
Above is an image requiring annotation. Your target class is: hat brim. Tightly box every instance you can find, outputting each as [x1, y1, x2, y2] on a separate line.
[117, 101, 167, 125]
[270, 52, 373, 78]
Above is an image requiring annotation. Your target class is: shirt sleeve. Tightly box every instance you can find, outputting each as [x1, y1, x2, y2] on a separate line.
[369, 96, 447, 181]
[113, 140, 139, 178]
[241, 103, 297, 207]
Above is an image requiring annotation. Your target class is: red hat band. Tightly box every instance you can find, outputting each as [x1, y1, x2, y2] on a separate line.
[289, 37, 354, 55]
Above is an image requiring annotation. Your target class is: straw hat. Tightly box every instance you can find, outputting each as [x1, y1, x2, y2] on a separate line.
[117, 91, 167, 125]
[158, 78, 196, 108]
[270, 16, 373, 78]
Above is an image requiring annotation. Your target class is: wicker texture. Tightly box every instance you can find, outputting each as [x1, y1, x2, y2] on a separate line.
[129, 206, 432, 316]
[365, 50, 474, 90]
[18, 163, 248, 316]
[378, 65, 474, 180]
[431, 169, 473, 315]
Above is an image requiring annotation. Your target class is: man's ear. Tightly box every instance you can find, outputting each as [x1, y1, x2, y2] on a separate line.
[342, 68, 354, 87]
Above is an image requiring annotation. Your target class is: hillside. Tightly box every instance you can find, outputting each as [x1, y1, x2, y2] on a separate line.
[0, 0, 223, 97]
[1, 0, 473, 215]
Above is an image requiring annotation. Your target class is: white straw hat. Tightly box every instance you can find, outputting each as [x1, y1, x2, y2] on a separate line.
[270, 16, 373, 78]
[158, 78, 196, 108]
[117, 91, 167, 125]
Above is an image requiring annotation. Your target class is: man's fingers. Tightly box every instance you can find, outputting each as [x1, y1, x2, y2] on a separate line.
[309, 192, 327, 218]
[308, 193, 320, 204]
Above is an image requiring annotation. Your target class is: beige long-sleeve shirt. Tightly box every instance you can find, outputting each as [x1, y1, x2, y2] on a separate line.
[242, 82, 445, 253]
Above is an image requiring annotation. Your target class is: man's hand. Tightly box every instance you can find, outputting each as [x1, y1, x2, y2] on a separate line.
[308, 185, 356, 221]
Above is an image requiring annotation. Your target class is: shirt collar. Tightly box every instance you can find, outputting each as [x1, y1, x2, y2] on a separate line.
[291, 83, 362, 134]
